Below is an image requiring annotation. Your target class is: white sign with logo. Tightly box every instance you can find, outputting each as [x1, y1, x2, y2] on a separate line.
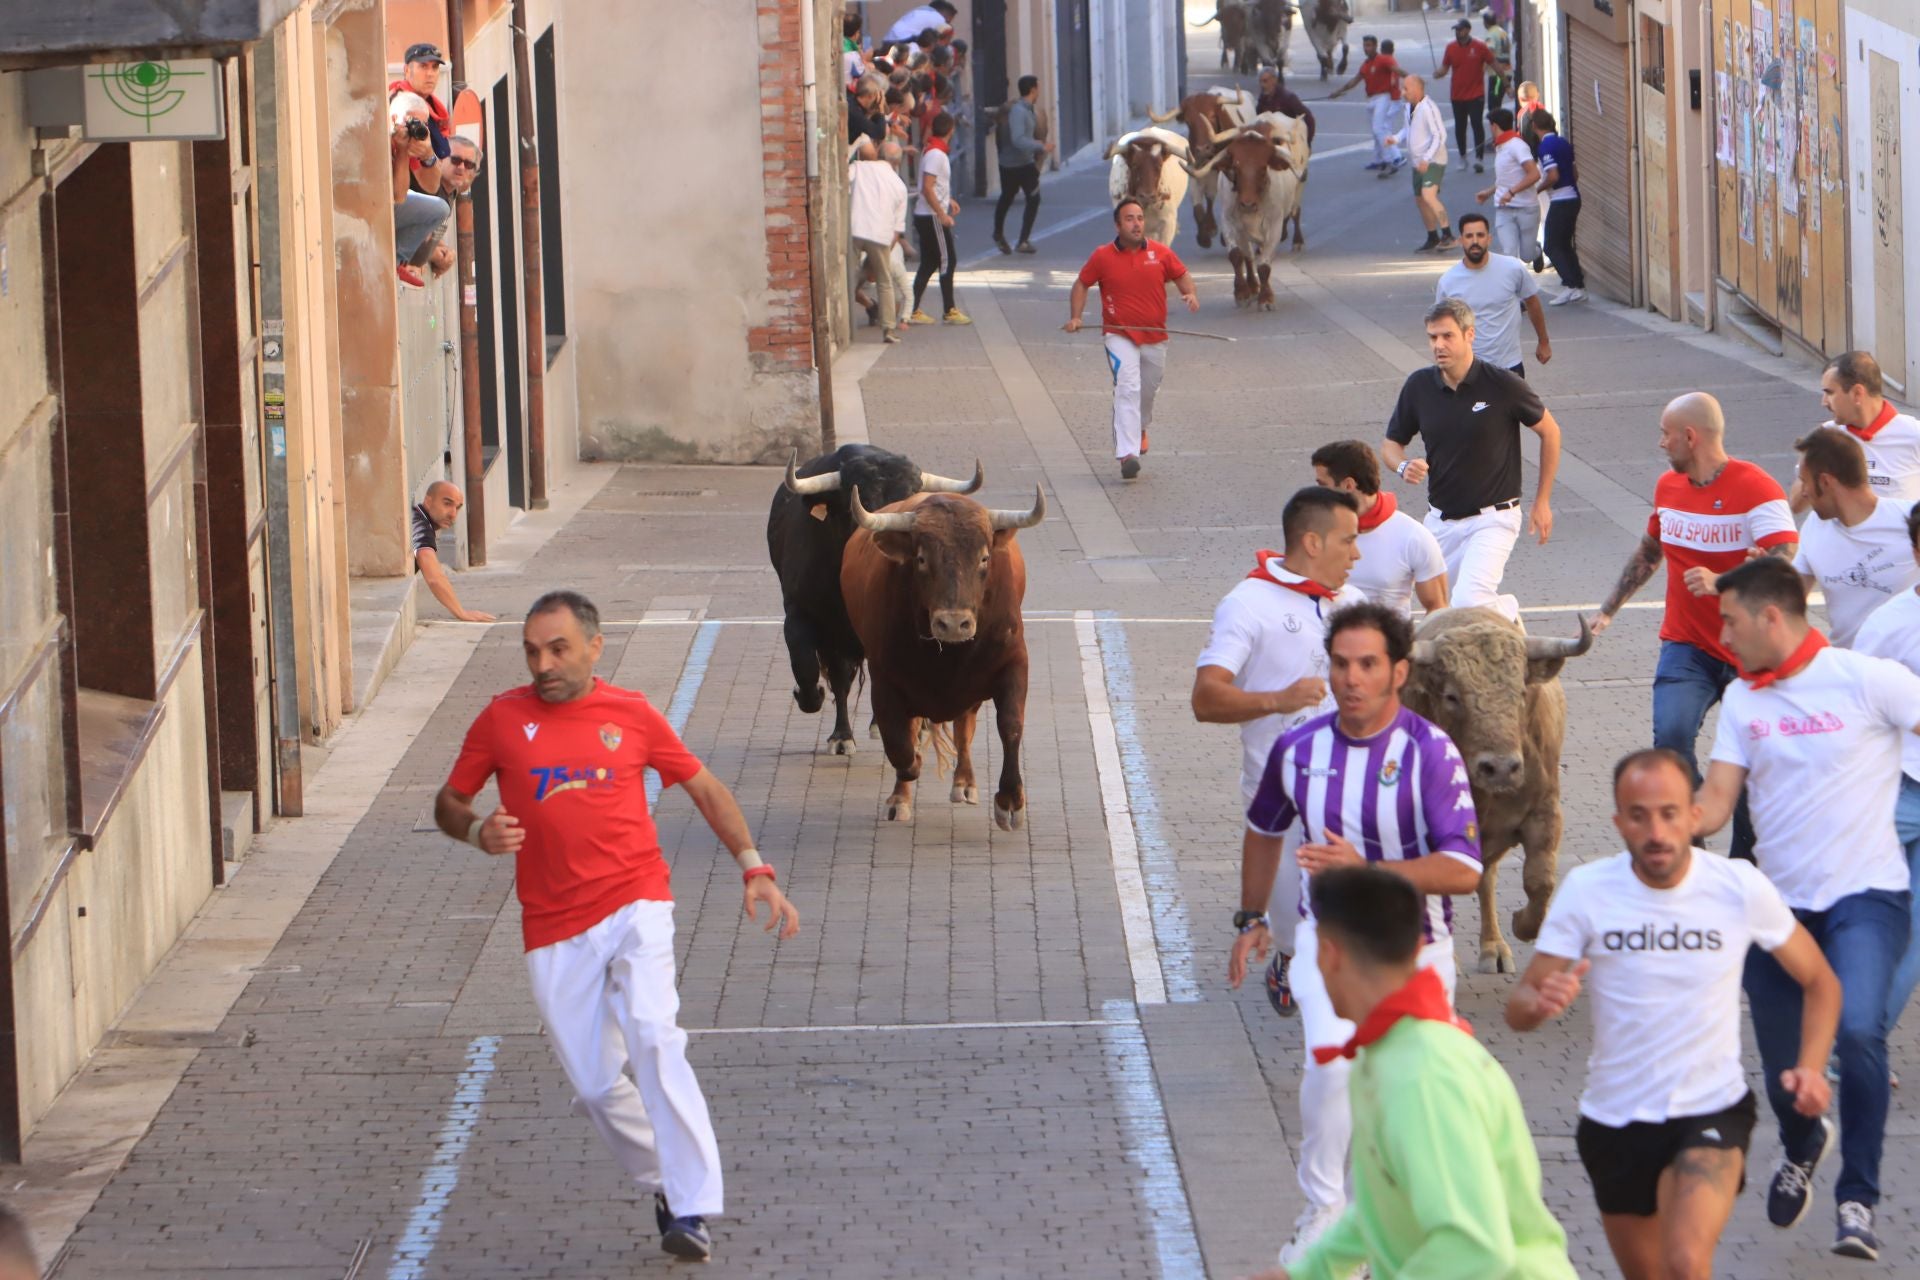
[82, 59, 225, 141]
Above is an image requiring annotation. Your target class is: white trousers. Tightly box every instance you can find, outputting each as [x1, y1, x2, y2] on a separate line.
[526, 899, 725, 1216]
[1104, 333, 1166, 459]
[1291, 917, 1458, 1210]
[1423, 505, 1523, 613]
[1494, 204, 1540, 261]
[1368, 95, 1404, 165]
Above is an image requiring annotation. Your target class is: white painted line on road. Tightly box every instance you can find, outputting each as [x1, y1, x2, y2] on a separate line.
[388, 1035, 502, 1280]
[1100, 998, 1206, 1278]
[554, 601, 1678, 630]
[1077, 611, 1171, 1006]
[690, 1017, 1136, 1035]
[958, 203, 1111, 269]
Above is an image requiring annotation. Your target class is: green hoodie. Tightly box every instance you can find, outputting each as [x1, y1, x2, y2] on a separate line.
[1289, 1017, 1577, 1280]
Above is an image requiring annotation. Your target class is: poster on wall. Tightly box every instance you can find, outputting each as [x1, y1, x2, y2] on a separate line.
[1740, 175, 1756, 245]
[1716, 72, 1735, 166]
[1752, 4, 1771, 88]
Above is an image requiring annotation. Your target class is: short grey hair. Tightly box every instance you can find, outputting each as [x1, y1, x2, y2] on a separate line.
[449, 133, 481, 157]
[528, 590, 601, 639]
[856, 73, 887, 99]
[1425, 297, 1475, 333]
[879, 138, 903, 163]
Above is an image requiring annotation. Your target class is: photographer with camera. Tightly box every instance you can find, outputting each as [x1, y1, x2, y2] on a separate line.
[390, 91, 450, 289]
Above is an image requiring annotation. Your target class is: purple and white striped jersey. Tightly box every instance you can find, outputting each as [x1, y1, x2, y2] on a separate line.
[1246, 705, 1482, 943]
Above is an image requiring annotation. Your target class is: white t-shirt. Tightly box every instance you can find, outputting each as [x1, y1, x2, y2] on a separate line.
[1710, 645, 1920, 909]
[1793, 496, 1920, 647]
[1535, 850, 1797, 1126]
[1351, 508, 1448, 616]
[1854, 588, 1920, 782]
[1436, 253, 1540, 371]
[1827, 411, 1920, 506]
[1490, 135, 1536, 208]
[884, 6, 947, 42]
[1196, 564, 1366, 798]
[913, 147, 951, 218]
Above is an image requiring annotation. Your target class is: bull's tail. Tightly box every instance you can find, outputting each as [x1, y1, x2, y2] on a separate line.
[914, 718, 957, 780]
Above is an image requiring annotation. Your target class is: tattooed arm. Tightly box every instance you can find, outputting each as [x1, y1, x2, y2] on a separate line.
[1591, 534, 1663, 634]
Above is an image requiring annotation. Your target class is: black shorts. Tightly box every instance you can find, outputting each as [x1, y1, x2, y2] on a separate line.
[1575, 1090, 1756, 1217]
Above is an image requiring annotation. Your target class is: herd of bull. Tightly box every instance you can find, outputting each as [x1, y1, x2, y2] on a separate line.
[767, 444, 1603, 977]
[1198, 0, 1354, 80]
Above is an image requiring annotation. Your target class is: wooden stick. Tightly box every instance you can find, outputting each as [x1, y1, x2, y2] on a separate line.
[1063, 324, 1238, 342]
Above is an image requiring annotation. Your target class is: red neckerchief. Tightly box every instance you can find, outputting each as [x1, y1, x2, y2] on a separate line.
[1851, 400, 1898, 443]
[1357, 492, 1397, 532]
[1492, 128, 1521, 147]
[1312, 967, 1473, 1064]
[1246, 550, 1337, 599]
[388, 81, 449, 128]
[1740, 629, 1829, 690]
[924, 134, 951, 154]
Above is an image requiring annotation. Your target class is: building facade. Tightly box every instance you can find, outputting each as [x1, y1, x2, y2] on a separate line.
[1843, 0, 1919, 394]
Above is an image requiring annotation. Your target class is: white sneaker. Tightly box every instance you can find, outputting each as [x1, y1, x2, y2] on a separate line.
[1548, 287, 1587, 306]
[1277, 1202, 1347, 1265]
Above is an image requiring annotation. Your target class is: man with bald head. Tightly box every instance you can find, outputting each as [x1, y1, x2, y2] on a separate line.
[1592, 393, 1796, 861]
[413, 481, 496, 623]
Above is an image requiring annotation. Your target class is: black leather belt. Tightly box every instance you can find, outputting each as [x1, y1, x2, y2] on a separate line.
[1438, 498, 1521, 522]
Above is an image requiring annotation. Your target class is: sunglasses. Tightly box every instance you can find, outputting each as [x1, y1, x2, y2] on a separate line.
[447, 157, 478, 170]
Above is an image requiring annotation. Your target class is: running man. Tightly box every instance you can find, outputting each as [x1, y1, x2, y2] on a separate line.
[1242, 869, 1575, 1280]
[1195, 488, 1366, 1020]
[1066, 195, 1200, 480]
[1696, 557, 1920, 1260]
[1791, 427, 1920, 647]
[1435, 211, 1549, 377]
[1509, 748, 1840, 1280]
[1433, 18, 1495, 173]
[1591, 392, 1795, 863]
[1387, 74, 1451, 253]
[1311, 439, 1449, 615]
[1229, 603, 1485, 1265]
[434, 590, 802, 1263]
[1328, 34, 1404, 172]
[1382, 297, 1561, 615]
[1801, 350, 1920, 511]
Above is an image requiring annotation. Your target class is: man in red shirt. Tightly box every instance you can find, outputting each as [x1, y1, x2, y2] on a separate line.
[1434, 19, 1495, 173]
[1590, 392, 1798, 860]
[1065, 197, 1200, 480]
[1330, 34, 1406, 172]
[435, 590, 800, 1263]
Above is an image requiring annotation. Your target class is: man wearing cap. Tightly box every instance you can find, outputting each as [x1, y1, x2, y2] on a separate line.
[1433, 19, 1496, 174]
[391, 42, 453, 188]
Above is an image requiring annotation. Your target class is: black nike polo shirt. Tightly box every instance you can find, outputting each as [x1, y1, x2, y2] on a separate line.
[1386, 359, 1546, 519]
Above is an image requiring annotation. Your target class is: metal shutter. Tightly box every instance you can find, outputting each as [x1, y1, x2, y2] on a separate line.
[1564, 21, 1635, 304]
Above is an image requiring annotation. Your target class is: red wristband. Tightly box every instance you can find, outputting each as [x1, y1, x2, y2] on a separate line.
[743, 864, 777, 885]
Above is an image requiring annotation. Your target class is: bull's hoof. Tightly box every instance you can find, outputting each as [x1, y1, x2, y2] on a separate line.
[793, 685, 825, 714]
[1197, 229, 1214, 248]
[951, 783, 979, 805]
[1477, 943, 1516, 975]
[993, 796, 1025, 831]
[828, 734, 856, 757]
[886, 797, 914, 822]
[1258, 293, 1275, 311]
[868, 721, 881, 739]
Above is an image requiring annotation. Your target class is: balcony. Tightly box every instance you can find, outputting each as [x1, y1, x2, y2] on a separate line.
[0, 0, 305, 67]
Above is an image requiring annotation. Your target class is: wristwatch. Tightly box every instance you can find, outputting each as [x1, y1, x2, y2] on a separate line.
[1233, 910, 1269, 933]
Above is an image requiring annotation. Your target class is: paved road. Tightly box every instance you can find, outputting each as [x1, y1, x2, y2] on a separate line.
[19, 15, 1920, 1279]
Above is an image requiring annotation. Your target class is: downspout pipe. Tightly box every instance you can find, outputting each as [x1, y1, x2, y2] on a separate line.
[511, 0, 549, 507]
[800, 0, 837, 450]
[448, 0, 486, 563]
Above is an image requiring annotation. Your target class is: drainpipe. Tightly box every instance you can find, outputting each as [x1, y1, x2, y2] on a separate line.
[448, 0, 486, 563]
[800, 0, 837, 450]
[511, 0, 549, 507]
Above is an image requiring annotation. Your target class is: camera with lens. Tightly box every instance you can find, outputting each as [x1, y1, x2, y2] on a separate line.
[405, 118, 430, 141]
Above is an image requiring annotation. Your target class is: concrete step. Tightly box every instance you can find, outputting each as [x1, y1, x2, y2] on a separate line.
[219, 790, 256, 864]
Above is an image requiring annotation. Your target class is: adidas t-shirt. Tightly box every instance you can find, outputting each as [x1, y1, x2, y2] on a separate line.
[1648, 460, 1795, 664]
[1535, 850, 1796, 1126]
[1794, 496, 1920, 647]
[1351, 508, 1448, 616]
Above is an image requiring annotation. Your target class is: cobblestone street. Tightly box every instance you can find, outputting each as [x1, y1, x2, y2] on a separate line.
[14, 15, 1920, 1278]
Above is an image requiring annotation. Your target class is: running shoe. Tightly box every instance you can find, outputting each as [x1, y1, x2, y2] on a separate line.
[1265, 952, 1297, 1018]
[1414, 235, 1440, 253]
[1547, 288, 1587, 306]
[908, 309, 937, 324]
[1120, 455, 1141, 480]
[883, 329, 902, 344]
[1473, 160, 1484, 173]
[943, 308, 973, 325]
[655, 1194, 713, 1261]
[1363, 161, 1386, 170]
[1016, 240, 1037, 254]
[395, 264, 425, 290]
[1278, 1202, 1346, 1266]
[1834, 1201, 1879, 1260]
[994, 234, 1013, 255]
[1766, 1115, 1834, 1228]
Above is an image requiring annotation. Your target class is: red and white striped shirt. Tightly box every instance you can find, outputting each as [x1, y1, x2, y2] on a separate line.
[1649, 460, 1795, 664]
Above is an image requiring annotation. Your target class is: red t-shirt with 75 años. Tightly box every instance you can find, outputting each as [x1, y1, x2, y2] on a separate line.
[447, 678, 704, 951]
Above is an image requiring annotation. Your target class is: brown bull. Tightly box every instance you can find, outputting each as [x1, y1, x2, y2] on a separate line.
[1196, 2, 1257, 74]
[1400, 607, 1594, 974]
[1187, 117, 1305, 308]
[840, 487, 1045, 830]
[1146, 90, 1253, 247]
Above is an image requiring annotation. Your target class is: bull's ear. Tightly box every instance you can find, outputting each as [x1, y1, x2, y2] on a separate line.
[873, 530, 914, 564]
[1525, 656, 1569, 685]
[991, 527, 1018, 551]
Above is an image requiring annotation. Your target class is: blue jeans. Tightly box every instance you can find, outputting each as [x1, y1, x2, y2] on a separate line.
[394, 191, 450, 267]
[1880, 775, 1920, 1031]
[1651, 641, 1755, 860]
[1744, 888, 1911, 1206]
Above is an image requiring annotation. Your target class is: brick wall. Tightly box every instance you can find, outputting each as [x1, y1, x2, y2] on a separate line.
[750, 0, 816, 370]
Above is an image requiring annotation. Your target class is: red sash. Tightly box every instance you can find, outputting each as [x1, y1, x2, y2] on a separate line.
[1313, 966, 1473, 1064]
[1247, 551, 1337, 599]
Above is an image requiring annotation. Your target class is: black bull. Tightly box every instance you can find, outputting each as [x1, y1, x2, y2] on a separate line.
[767, 445, 981, 754]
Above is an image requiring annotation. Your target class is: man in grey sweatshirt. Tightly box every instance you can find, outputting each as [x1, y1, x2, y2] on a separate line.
[993, 75, 1053, 254]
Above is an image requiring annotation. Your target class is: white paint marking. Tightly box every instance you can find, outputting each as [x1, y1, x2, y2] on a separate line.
[1075, 611, 1169, 1006]
[1100, 998, 1205, 1277]
[387, 1035, 502, 1280]
[958, 203, 1111, 268]
[689, 1017, 1135, 1036]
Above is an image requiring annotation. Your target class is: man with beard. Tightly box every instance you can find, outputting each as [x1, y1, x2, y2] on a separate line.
[1510, 748, 1839, 1280]
[1435, 212, 1548, 376]
[1590, 392, 1796, 862]
[435, 591, 801, 1263]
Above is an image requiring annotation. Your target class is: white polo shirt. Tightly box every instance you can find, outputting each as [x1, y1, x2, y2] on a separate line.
[1829, 409, 1920, 505]
[1710, 645, 1920, 909]
[1793, 496, 1920, 647]
[1535, 850, 1797, 1126]
[1196, 563, 1365, 799]
[1854, 587, 1920, 782]
[1351, 507, 1448, 616]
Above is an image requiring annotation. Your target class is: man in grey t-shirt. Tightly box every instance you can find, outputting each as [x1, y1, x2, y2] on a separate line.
[1434, 212, 1550, 376]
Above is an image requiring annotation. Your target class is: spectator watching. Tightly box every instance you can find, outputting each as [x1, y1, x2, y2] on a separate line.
[413, 481, 495, 622]
[390, 91, 450, 289]
[847, 73, 887, 146]
[425, 134, 482, 280]
[390, 41, 452, 180]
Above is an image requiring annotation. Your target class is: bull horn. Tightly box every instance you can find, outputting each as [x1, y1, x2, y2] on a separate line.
[1189, 145, 1233, 179]
[784, 450, 841, 495]
[919, 460, 985, 494]
[1409, 640, 1437, 665]
[987, 485, 1047, 531]
[1147, 105, 1181, 123]
[1522, 614, 1595, 661]
[848, 486, 918, 533]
